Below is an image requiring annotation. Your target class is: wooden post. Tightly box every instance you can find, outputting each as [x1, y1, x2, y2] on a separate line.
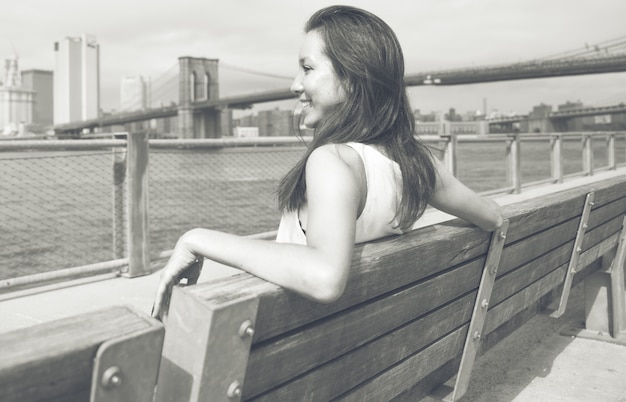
[622, 133, 626, 166]
[112, 143, 127, 260]
[155, 286, 259, 402]
[126, 132, 151, 277]
[607, 133, 616, 170]
[550, 134, 563, 184]
[582, 134, 594, 176]
[441, 134, 458, 177]
[506, 134, 521, 194]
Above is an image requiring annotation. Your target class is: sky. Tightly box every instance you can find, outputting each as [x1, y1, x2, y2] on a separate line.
[4, 0, 626, 116]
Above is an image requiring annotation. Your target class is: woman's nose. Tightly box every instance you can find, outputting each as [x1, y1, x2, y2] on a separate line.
[290, 74, 303, 95]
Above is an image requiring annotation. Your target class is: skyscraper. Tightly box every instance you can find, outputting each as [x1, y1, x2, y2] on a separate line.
[120, 75, 149, 112]
[0, 54, 34, 135]
[21, 69, 54, 127]
[54, 34, 100, 124]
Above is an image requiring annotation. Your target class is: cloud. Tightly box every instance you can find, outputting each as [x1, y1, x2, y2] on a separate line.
[3, 0, 625, 112]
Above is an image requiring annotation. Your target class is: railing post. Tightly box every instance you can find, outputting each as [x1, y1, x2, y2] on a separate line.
[112, 137, 127, 260]
[607, 133, 616, 170]
[126, 131, 151, 277]
[622, 132, 626, 166]
[438, 118, 447, 136]
[550, 134, 563, 183]
[441, 134, 458, 177]
[582, 134, 594, 176]
[506, 134, 521, 194]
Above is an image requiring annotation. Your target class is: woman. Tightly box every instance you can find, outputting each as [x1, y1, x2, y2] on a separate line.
[152, 5, 502, 320]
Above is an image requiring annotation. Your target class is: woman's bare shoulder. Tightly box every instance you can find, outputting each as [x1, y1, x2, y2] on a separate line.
[307, 144, 367, 213]
[308, 143, 361, 167]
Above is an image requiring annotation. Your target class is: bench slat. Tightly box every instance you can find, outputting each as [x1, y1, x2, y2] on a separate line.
[243, 262, 484, 398]
[0, 306, 160, 402]
[251, 297, 473, 401]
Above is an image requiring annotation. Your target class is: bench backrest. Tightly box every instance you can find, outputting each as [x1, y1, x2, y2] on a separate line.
[0, 306, 163, 402]
[155, 174, 626, 402]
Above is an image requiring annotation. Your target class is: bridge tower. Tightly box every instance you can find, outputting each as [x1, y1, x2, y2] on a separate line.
[178, 57, 221, 138]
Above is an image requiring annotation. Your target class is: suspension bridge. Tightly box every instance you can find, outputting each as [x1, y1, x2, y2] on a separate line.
[54, 35, 626, 136]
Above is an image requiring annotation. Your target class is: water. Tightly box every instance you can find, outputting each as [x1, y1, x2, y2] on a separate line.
[1, 138, 624, 279]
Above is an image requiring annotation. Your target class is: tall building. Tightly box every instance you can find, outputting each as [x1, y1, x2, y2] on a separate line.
[120, 75, 149, 112]
[0, 54, 34, 135]
[54, 34, 100, 124]
[21, 69, 53, 127]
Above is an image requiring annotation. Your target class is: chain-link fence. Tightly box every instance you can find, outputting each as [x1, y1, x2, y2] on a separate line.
[148, 145, 303, 257]
[1, 133, 624, 284]
[1, 148, 116, 280]
[0, 137, 307, 281]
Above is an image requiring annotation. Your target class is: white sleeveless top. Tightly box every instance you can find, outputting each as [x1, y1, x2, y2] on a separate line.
[275, 142, 406, 245]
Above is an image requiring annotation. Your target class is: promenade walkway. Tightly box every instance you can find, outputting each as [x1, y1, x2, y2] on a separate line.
[2, 169, 626, 401]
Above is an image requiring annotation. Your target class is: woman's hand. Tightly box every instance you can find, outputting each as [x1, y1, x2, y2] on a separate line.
[151, 235, 204, 322]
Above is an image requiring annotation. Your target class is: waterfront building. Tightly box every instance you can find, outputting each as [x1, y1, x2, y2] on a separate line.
[523, 103, 554, 133]
[257, 108, 294, 136]
[233, 126, 259, 137]
[54, 34, 100, 124]
[558, 100, 585, 112]
[234, 108, 295, 137]
[220, 108, 233, 137]
[21, 69, 53, 128]
[120, 75, 149, 112]
[554, 100, 626, 132]
[0, 54, 34, 135]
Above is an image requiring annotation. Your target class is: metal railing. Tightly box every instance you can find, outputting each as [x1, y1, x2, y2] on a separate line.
[1, 131, 624, 293]
[427, 131, 625, 193]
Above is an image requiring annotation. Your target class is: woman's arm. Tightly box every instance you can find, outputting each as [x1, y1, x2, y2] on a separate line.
[428, 157, 503, 231]
[152, 145, 362, 319]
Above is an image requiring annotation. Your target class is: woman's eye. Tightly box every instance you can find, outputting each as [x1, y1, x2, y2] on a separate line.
[302, 65, 312, 73]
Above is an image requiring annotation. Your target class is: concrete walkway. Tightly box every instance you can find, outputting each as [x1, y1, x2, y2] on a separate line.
[0, 262, 239, 332]
[461, 285, 626, 402]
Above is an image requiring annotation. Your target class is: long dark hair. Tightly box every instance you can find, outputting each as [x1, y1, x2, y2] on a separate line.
[277, 5, 436, 230]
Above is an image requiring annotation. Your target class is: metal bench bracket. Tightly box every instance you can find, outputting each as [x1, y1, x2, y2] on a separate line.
[430, 219, 509, 401]
[561, 215, 626, 344]
[90, 316, 165, 402]
[550, 191, 595, 318]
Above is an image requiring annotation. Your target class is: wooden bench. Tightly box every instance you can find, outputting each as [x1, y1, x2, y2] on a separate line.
[154, 174, 626, 401]
[0, 306, 164, 402]
[2, 174, 624, 402]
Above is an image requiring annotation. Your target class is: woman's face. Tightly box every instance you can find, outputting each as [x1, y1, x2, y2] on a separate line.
[291, 30, 346, 129]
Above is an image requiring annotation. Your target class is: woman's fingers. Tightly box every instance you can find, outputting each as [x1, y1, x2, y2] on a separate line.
[151, 258, 203, 321]
[151, 280, 172, 321]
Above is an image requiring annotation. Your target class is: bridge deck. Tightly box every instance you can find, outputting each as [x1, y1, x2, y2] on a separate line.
[2, 169, 626, 401]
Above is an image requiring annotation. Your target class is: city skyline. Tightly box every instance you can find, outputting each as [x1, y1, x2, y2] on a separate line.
[3, 0, 626, 116]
